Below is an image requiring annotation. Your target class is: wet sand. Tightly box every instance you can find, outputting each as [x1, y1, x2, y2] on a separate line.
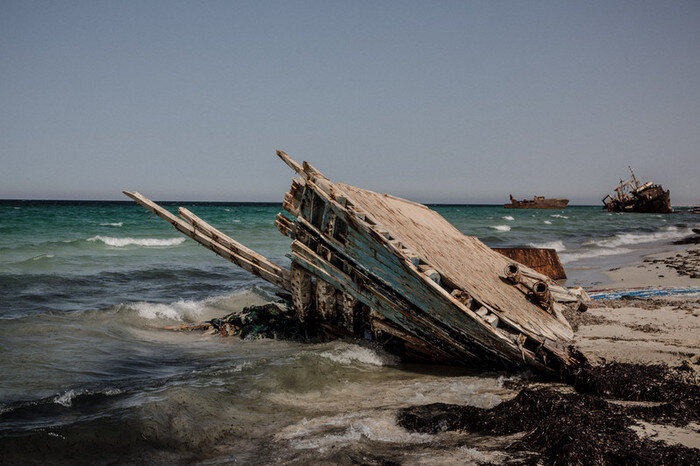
[604, 244, 700, 288]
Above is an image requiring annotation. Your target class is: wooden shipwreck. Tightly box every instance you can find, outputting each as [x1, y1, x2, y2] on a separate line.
[124, 151, 587, 374]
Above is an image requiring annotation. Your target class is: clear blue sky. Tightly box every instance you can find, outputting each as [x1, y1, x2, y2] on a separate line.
[1, 1, 698, 204]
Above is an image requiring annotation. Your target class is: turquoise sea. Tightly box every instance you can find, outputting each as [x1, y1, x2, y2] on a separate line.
[1, 200, 698, 463]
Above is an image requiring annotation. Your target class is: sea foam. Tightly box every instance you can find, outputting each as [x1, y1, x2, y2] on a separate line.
[559, 247, 633, 264]
[502, 215, 514, 221]
[528, 240, 566, 251]
[100, 222, 123, 227]
[584, 226, 694, 249]
[318, 343, 399, 367]
[132, 300, 208, 321]
[88, 236, 185, 247]
[490, 225, 511, 232]
[129, 289, 271, 322]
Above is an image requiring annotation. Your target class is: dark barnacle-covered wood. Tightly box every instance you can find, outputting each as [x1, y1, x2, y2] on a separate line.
[124, 151, 587, 374]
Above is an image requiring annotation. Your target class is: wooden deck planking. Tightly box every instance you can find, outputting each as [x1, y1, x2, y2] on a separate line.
[336, 184, 573, 342]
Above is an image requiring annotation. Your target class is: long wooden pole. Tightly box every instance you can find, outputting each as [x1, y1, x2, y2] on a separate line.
[123, 191, 290, 291]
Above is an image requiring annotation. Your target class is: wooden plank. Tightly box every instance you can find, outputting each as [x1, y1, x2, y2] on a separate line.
[277, 150, 304, 175]
[290, 262, 314, 322]
[275, 213, 295, 238]
[179, 207, 290, 282]
[289, 240, 484, 363]
[296, 180, 560, 347]
[123, 191, 290, 290]
[315, 279, 337, 321]
[290, 231, 547, 370]
[337, 183, 574, 342]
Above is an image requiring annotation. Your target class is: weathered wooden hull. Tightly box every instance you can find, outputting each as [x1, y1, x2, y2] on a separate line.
[124, 151, 588, 374]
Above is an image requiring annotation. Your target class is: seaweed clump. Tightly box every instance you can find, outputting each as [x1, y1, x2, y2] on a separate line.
[398, 363, 700, 465]
[208, 303, 305, 340]
[572, 362, 699, 401]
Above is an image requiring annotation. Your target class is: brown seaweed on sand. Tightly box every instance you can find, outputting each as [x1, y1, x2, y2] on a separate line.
[398, 363, 700, 465]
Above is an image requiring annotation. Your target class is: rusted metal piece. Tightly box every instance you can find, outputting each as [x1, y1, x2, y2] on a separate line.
[532, 281, 552, 309]
[504, 263, 522, 284]
[494, 248, 567, 280]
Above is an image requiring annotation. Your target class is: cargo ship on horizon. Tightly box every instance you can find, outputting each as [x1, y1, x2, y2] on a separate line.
[504, 194, 569, 209]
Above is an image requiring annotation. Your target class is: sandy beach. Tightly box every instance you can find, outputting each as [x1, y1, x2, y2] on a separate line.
[572, 243, 700, 366]
[398, 240, 700, 463]
[604, 243, 700, 289]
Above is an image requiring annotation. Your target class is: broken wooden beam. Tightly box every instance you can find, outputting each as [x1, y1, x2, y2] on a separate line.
[178, 207, 290, 284]
[122, 191, 290, 291]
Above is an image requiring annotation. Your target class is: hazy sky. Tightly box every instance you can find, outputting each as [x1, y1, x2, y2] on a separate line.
[1, 1, 698, 204]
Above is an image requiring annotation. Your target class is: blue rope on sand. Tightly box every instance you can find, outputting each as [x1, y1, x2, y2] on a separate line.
[589, 287, 700, 300]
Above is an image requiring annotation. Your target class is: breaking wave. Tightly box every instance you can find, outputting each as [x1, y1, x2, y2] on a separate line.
[87, 236, 185, 247]
[277, 412, 434, 450]
[583, 226, 695, 248]
[550, 214, 568, 219]
[490, 225, 511, 232]
[99, 222, 123, 227]
[502, 216, 514, 221]
[318, 343, 399, 367]
[528, 240, 566, 251]
[54, 388, 122, 408]
[131, 301, 205, 321]
[25, 253, 55, 262]
[127, 288, 273, 323]
[559, 248, 633, 264]
[543, 220, 552, 224]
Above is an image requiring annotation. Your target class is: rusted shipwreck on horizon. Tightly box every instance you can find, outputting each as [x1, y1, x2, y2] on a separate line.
[124, 151, 587, 374]
[505, 194, 569, 210]
[602, 166, 672, 213]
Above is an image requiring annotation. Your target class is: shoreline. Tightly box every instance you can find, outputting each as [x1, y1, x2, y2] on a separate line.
[397, 239, 700, 463]
[601, 243, 700, 290]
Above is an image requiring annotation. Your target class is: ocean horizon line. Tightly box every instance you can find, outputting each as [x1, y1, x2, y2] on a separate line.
[0, 198, 605, 208]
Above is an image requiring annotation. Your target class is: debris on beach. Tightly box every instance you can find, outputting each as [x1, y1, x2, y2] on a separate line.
[398, 362, 700, 465]
[643, 248, 700, 279]
[602, 166, 672, 213]
[162, 303, 305, 340]
[504, 194, 569, 209]
[124, 151, 588, 374]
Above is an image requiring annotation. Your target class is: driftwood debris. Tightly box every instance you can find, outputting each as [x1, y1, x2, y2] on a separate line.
[125, 151, 588, 374]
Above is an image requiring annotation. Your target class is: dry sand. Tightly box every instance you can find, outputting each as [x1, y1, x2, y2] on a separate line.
[581, 244, 700, 367]
[571, 298, 700, 366]
[568, 243, 700, 450]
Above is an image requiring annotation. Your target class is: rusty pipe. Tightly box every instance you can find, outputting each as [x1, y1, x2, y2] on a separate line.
[532, 281, 551, 305]
[504, 263, 522, 284]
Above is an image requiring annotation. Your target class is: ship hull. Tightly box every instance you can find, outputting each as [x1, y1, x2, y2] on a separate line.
[603, 187, 672, 213]
[505, 199, 569, 209]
